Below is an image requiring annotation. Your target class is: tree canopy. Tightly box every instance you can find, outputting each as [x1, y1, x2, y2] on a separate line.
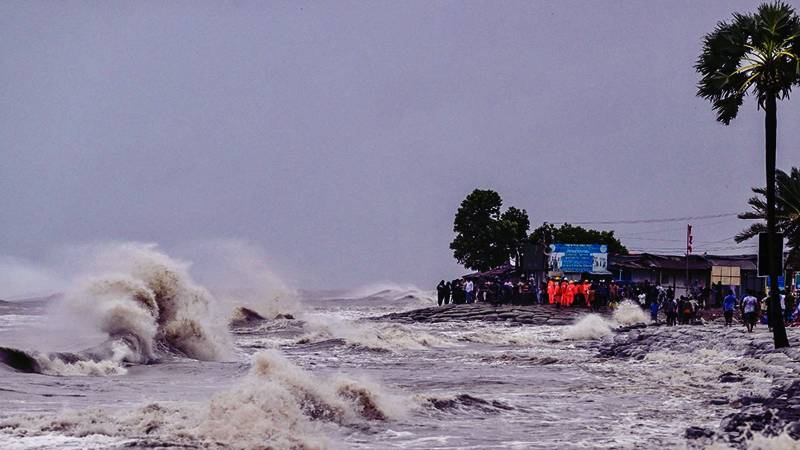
[449, 189, 530, 272]
[528, 223, 628, 255]
[696, 1, 800, 125]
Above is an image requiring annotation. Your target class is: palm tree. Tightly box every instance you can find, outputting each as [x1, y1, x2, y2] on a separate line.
[697, 2, 800, 349]
[736, 168, 800, 252]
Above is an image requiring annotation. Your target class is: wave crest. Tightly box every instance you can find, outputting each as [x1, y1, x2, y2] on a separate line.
[63, 243, 232, 363]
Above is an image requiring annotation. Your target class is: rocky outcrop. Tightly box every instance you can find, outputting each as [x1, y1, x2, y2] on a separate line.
[376, 303, 602, 326]
[593, 324, 800, 448]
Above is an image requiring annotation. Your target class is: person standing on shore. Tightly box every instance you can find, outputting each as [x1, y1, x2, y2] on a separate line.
[664, 296, 677, 326]
[437, 280, 446, 306]
[451, 280, 463, 304]
[465, 279, 474, 304]
[722, 290, 737, 327]
[588, 285, 598, 312]
[785, 289, 795, 323]
[743, 292, 759, 333]
[649, 298, 659, 323]
[637, 291, 646, 307]
[443, 281, 451, 305]
[554, 280, 564, 307]
[564, 281, 575, 307]
[677, 296, 691, 325]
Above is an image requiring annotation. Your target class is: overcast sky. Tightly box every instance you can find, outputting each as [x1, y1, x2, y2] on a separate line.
[2, 1, 799, 290]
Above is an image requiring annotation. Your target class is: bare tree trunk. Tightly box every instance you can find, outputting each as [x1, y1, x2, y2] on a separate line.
[766, 93, 790, 349]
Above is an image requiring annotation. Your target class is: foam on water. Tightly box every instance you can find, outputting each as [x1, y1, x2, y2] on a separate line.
[298, 316, 455, 351]
[33, 340, 135, 376]
[0, 350, 400, 449]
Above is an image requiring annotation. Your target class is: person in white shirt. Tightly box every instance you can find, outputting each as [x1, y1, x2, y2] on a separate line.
[742, 292, 759, 333]
[465, 280, 474, 304]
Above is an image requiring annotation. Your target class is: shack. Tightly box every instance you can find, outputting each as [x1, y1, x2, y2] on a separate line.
[609, 253, 763, 297]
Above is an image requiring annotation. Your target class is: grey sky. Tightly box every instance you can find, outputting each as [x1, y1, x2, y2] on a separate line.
[2, 1, 799, 290]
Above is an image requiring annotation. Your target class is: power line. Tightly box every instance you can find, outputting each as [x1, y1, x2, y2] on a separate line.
[622, 237, 686, 242]
[617, 218, 736, 236]
[621, 234, 740, 244]
[553, 212, 737, 226]
[627, 243, 757, 253]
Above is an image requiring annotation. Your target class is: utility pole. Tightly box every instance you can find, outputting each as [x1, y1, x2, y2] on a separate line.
[686, 224, 693, 297]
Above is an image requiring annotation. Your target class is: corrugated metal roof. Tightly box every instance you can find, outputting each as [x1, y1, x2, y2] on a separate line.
[610, 253, 758, 271]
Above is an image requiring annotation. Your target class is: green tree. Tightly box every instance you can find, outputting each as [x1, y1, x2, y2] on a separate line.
[450, 189, 529, 271]
[696, 2, 800, 348]
[498, 206, 531, 265]
[529, 223, 628, 255]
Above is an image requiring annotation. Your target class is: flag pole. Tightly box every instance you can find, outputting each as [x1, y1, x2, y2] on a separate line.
[686, 224, 692, 297]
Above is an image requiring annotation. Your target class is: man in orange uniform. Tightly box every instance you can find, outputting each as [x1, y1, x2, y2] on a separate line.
[547, 280, 556, 305]
[563, 281, 574, 307]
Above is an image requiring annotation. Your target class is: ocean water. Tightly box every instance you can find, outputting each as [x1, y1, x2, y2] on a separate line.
[0, 245, 792, 449]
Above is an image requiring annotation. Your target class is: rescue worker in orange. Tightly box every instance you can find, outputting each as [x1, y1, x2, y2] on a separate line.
[552, 281, 561, 305]
[563, 281, 574, 307]
[556, 280, 566, 307]
[547, 280, 556, 305]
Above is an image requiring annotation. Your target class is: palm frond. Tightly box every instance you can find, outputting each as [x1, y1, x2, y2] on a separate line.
[697, 2, 800, 123]
[737, 167, 800, 249]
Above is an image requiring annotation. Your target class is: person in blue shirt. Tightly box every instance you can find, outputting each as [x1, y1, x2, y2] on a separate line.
[722, 290, 737, 327]
[649, 299, 659, 323]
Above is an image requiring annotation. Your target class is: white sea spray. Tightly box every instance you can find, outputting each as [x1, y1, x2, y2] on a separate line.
[0, 350, 402, 449]
[562, 314, 613, 340]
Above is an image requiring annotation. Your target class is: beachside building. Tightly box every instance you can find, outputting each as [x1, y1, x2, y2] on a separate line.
[609, 253, 764, 297]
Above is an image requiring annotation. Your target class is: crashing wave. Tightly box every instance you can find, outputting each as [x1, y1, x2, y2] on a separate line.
[562, 315, 614, 340]
[612, 300, 650, 326]
[297, 317, 455, 352]
[421, 393, 515, 413]
[334, 283, 437, 310]
[0, 243, 235, 375]
[229, 306, 296, 328]
[65, 243, 232, 362]
[561, 301, 650, 341]
[0, 350, 401, 449]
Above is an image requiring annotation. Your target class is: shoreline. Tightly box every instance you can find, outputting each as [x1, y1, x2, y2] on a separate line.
[378, 302, 800, 448]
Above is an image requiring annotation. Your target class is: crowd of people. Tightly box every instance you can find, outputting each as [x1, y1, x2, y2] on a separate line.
[436, 278, 541, 306]
[436, 277, 642, 309]
[437, 276, 800, 331]
[720, 288, 798, 333]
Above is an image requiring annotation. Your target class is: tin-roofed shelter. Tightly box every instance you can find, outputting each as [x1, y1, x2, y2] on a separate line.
[609, 253, 764, 297]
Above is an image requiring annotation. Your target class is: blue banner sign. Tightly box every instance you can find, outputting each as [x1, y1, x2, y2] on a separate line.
[766, 276, 785, 290]
[549, 243, 608, 274]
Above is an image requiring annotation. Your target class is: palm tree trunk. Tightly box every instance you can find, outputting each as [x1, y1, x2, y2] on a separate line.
[766, 93, 790, 349]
